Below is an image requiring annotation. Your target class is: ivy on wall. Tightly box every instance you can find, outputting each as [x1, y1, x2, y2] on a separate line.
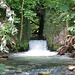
[43, 8, 66, 49]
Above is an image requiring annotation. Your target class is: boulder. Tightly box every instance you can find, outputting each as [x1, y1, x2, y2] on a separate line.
[57, 35, 75, 55]
[0, 54, 8, 61]
[38, 71, 50, 75]
[71, 36, 75, 49]
[0, 58, 7, 61]
[15, 68, 22, 73]
[67, 65, 75, 71]
[57, 45, 69, 55]
[70, 51, 75, 58]
[5, 66, 15, 70]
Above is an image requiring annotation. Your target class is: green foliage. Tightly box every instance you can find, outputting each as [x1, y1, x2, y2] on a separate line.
[6, 0, 37, 44]
[0, 63, 5, 74]
[0, 21, 17, 53]
[32, 24, 39, 30]
[22, 18, 32, 41]
[43, 0, 72, 12]
[53, 46, 60, 50]
[67, 26, 75, 35]
[23, 41, 29, 51]
[14, 14, 20, 23]
[2, 0, 75, 50]
[11, 40, 29, 52]
[60, 5, 69, 12]
[24, 10, 36, 20]
[0, 8, 6, 21]
[67, 26, 75, 32]
[6, 0, 38, 20]
[70, 13, 75, 19]
[43, 9, 66, 48]
[43, 0, 75, 49]
[0, 22, 17, 40]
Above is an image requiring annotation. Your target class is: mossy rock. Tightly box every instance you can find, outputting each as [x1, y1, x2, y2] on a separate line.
[5, 66, 15, 70]
[38, 71, 50, 75]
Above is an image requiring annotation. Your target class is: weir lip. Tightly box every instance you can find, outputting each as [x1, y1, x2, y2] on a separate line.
[8, 40, 75, 64]
[9, 40, 57, 56]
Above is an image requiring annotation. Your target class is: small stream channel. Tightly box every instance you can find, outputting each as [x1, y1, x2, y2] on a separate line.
[1, 55, 75, 75]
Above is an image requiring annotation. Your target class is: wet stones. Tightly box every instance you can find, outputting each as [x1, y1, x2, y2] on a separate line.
[38, 71, 50, 75]
[0, 54, 8, 61]
[67, 65, 75, 71]
[57, 35, 75, 56]
[5, 66, 15, 70]
[70, 51, 75, 58]
[15, 68, 22, 73]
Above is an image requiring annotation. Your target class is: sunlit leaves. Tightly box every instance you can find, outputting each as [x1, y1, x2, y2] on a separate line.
[51, 3, 57, 8]
[67, 26, 75, 32]
[58, 12, 67, 21]
[64, 0, 72, 3]
[24, 10, 36, 20]
[70, 13, 75, 19]
[43, 0, 71, 12]
[0, 22, 17, 39]
[24, 0, 36, 9]
[60, 5, 69, 12]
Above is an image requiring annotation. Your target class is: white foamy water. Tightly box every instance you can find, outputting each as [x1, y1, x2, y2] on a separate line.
[13, 40, 57, 56]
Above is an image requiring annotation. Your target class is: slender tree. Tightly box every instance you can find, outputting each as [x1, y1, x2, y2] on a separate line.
[66, 10, 70, 35]
[20, 0, 24, 42]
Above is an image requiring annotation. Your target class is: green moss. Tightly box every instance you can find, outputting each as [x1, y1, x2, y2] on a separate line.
[24, 41, 29, 51]
[0, 64, 5, 74]
[53, 46, 60, 50]
[43, 8, 66, 49]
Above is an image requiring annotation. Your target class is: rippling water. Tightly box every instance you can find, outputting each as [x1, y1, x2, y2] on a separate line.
[2, 55, 75, 75]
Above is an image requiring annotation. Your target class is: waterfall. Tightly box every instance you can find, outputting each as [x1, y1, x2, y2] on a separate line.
[9, 40, 73, 63]
[15, 40, 57, 56]
[29, 40, 48, 51]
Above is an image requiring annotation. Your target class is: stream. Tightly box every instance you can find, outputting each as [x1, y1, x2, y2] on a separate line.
[0, 40, 75, 75]
[1, 55, 75, 75]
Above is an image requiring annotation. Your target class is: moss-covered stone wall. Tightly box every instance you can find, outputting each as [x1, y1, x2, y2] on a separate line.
[43, 8, 66, 50]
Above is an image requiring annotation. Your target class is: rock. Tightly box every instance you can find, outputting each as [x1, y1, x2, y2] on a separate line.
[0, 56, 3, 58]
[2, 54, 8, 58]
[4, 69, 10, 72]
[73, 58, 75, 60]
[57, 45, 69, 55]
[57, 35, 75, 55]
[38, 71, 50, 75]
[70, 51, 75, 58]
[69, 72, 74, 75]
[67, 65, 75, 71]
[16, 68, 22, 73]
[71, 36, 75, 49]
[0, 58, 7, 61]
[0, 54, 8, 61]
[5, 66, 15, 70]
[35, 64, 41, 67]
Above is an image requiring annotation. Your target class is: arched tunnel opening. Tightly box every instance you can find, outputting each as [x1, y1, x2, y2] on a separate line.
[31, 10, 45, 40]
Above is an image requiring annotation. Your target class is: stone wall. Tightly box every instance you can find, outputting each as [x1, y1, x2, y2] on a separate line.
[43, 8, 66, 50]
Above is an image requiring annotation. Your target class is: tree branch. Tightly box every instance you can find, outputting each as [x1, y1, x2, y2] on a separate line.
[30, 20, 39, 25]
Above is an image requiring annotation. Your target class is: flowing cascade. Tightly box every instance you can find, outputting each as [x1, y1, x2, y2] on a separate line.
[16, 40, 57, 56]
[29, 40, 48, 51]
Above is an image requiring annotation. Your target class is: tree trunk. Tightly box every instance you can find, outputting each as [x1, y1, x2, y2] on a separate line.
[38, 14, 44, 39]
[20, 0, 24, 42]
[66, 21, 70, 35]
[66, 10, 70, 35]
